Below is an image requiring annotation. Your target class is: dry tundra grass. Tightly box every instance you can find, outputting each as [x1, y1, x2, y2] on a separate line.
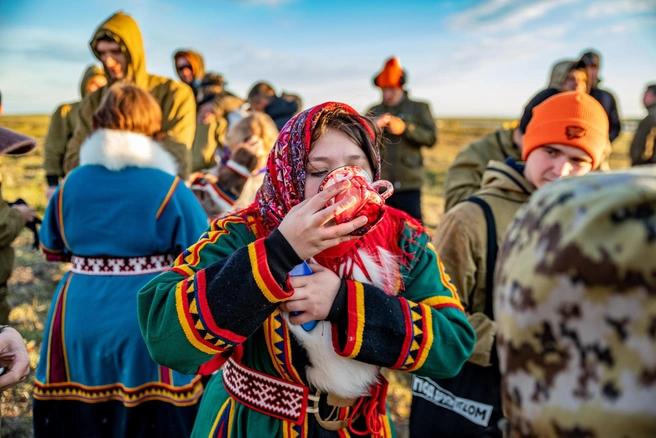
[0, 115, 633, 437]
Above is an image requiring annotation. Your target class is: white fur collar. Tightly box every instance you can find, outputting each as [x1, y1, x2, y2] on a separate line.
[286, 247, 400, 398]
[79, 129, 177, 175]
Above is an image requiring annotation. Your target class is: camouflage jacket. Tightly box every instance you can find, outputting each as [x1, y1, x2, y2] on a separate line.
[494, 166, 656, 438]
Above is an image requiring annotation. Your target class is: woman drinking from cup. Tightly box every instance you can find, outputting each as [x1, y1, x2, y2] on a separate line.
[138, 102, 475, 437]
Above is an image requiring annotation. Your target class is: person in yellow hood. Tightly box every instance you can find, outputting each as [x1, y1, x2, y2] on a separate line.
[173, 49, 205, 99]
[63, 11, 196, 178]
[43, 65, 106, 201]
[173, 49, 243, 123]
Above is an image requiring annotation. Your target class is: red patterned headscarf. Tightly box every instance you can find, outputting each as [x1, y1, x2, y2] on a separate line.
[256, 102, 379, 233]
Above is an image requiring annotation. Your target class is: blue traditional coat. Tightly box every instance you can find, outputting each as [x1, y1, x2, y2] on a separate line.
[34, 129, 209, 437]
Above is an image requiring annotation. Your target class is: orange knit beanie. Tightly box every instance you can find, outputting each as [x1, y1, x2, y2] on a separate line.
[522, 91, 609, 169]
[374, 57, 404, 89]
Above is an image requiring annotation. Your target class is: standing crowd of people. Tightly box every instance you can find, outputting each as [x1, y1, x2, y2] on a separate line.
[0, 9, 655, 438]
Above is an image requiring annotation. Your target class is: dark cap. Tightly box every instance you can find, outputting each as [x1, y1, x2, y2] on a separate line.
[570, 59, 588, 70]
[0, 126, 37, 156]
[580, 51, 600, 67]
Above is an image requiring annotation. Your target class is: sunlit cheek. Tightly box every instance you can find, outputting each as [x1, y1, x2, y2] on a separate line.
[304, 179, 319, 199]
[573, 163, 593, 175]
[557, 161, 574, 176]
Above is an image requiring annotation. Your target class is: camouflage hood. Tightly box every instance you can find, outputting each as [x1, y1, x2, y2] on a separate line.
[548, 59, 588, 92]
[90, 11, 148, 88]
[494, 166, 656, 437]
[79, 65, 105, 98]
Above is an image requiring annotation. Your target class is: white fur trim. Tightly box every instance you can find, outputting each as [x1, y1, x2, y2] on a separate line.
[190, 181, 236, 212]
[225, 159, 252, 179]
[286, 247, 399, 398]
[79, 129, 177, 175]
[286, 318, 380, 399]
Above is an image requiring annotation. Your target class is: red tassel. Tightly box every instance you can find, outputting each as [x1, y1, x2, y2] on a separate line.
[347, 377, 389, 437]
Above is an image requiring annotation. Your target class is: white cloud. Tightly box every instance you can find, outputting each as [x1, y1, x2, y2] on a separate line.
[586, 0, 656, 18]
[591, 15, 656, 36]
[450, 0, 582, 33]
[0, 26, 92, 64]
[417, 25, 570, 86]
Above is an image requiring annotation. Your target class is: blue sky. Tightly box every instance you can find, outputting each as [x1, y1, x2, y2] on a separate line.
[1, 0, 655, 117]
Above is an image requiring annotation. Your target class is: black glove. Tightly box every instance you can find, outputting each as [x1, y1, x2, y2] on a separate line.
[8, 198, 42, 250]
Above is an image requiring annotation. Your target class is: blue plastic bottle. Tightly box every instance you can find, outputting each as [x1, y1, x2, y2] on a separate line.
[289, 261, 318, 332]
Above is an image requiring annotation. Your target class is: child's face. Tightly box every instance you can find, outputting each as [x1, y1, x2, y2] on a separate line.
[304, 128, 372, 199]
[524, 144, 594, 189]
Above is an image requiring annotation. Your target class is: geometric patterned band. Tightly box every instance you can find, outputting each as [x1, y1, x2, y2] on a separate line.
[222, 357, 309, 425]
[70, 254, 175, 276]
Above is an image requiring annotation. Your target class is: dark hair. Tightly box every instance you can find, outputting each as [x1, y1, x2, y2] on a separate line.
[0, 89, 2, 106]
[248, 82, 276, 101]
[310, 107, 382, 177]
[201, 73, 225, 88]
[580, 50, 601, 69]
[647, 84, 656, 95]
[569, 59, 588, 72]
[96, 34, 118, 44]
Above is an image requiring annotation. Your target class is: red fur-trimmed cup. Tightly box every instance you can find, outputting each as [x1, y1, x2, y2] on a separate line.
[318, 166, 393, 236]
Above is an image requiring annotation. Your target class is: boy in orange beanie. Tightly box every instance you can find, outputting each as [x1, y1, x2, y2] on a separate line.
[410, 91, 608, 438]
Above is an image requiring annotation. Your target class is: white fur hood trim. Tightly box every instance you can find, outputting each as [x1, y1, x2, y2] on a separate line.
[79, 129, 177, 175]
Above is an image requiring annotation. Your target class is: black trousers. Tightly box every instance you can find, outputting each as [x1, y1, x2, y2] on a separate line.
[385, 189, 422, 222]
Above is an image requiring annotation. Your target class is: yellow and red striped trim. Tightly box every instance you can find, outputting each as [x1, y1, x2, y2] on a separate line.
[332, 281, 366, 359]
[179, 216, 248, 267]
[420, 295, 464, 312]
[156, 176, 180, 219]
[248, 239, 293, 303]
[208, 397, 235, 438]
[382, 413, 394, 437]
[175, 279, 224, 355]
[407, 303, 434, 372]
[282, 414, 307, 438]
[391, 298, 414, 369]
[264, 313, 291, 380]
[194, 269, 246, 344]
[46, 275, 71, 384]
[282, 316, 303, 384]
[34, 376, 203, 408]
[180, 229, 228, 267]
[56, 178, 71, 251]
[425, 243, 464, 312]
